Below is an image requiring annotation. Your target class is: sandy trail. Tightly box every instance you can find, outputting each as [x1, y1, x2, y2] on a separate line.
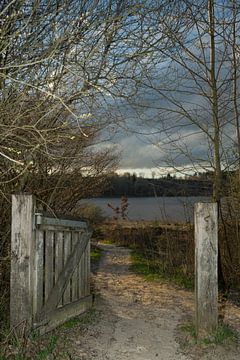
[68, 244, 240, 360]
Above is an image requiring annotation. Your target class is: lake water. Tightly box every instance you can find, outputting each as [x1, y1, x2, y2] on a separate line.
[80, 196, 210, 223]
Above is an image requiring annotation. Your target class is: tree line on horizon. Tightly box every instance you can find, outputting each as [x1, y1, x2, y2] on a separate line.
[102, 172, 213, 197]
[1, 1, 240, 329]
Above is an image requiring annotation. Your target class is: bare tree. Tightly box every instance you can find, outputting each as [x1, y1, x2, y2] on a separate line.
[1, 0, 171, 319]
[118, 0, 240, 291]
[127, 1, 240, 200]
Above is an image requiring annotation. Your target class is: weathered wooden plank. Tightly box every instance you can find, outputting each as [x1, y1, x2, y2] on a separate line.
[55, 231, 63, 283]
[71, 232, 79, 302]
[83, 239, 90, 296]
[38, 231, 91, 321]
[44, 231, 54, 303]
[63, 231, 71, 304]
[78, 240, 84, 299]
[82, 242, 86, 297]
[37, 225, 87, 232]
[83, 241, 87, 297]
[33, 229, 44, 317]
[36, 214, 87, 230]
[195, 202, 218, 337]
[11, 195, 91, 335]
[10, 194, 35, 330]
[81, 231, 87, 297]
[55, 231, 63, 307]
[34, 295, 93, 335]
[86, 241, 91, 295]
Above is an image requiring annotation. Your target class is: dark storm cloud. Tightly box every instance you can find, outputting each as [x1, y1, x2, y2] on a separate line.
[94, 54, 236, 173]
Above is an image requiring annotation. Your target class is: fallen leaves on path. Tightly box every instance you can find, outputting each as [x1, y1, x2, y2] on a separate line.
[60, 244, 240, 360]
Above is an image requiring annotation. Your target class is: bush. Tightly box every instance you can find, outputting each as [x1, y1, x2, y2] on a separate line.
[76, 204, 106, 226]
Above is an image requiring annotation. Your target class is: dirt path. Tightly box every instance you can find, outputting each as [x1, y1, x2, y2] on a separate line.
[66, 244, 240, 360]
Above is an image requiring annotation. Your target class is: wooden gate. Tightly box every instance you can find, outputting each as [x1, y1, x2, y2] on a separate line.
[10, 194, 92, 334]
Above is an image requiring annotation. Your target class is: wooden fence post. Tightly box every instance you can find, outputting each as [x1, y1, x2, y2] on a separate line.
[195, 202, 218, 337]
[10, 194, 35, 332]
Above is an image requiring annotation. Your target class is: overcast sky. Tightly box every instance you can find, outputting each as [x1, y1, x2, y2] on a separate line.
[93, 1, 239, 179]
[100, 89, 214, 178]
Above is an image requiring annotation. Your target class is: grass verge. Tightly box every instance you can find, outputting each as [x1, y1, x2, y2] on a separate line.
[130, 250, 193, 289]
[180, 321, 238, 346]
[0, 308, 100, 359]
[0, 334, 58, 360]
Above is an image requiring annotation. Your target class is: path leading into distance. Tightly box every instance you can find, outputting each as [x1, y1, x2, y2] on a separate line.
[66, 243, 240, 360]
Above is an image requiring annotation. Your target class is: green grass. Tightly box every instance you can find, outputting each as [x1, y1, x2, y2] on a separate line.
[61, 317, 80, 329]
[61, 308, 100, 330]
[181, 321, 238, 346]
[0, 313, 59, 360]
[202, 324, 238, 345]
[130, 251, 164, 281]
[90, 246, 102, 261]
[0, 308, 99, 359]
[130, 250, 193, 289]
[98, 239, 114, 245]
[34, 336, 58, 360]
[180, 322, 197, 340]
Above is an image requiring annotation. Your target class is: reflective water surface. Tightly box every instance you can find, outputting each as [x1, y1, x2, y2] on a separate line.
[80, 196, 210, 223]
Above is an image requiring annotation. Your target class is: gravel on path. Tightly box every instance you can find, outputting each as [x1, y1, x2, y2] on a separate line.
[66, 243, 240, 360]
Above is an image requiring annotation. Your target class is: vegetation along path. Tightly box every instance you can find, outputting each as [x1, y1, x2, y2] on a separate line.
[66, 243, 240, 360]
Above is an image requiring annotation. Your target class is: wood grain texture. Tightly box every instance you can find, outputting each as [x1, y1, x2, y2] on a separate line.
[195, 202, 218, 336]
[71, 232, 79, 301]
[10, 194, 35, 330]
[10, 197, 92, 334]
[63, 231, 71, 304]
[34, 295, 93, 335]
[38, 232, 91, 322]
[55, 231, 64, 307]
[44, 230, 54, 303]
[33, 229, 44, 316]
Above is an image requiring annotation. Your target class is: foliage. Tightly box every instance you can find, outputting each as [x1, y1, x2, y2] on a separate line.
[34, 336, 58, 360]
[99, 220, 240, 294]
[61, 318, 80, 330]
[98, 239, 115, 245]
[1, 0, 160, 336]
[131, 249, 193, 289]
[0, 333, 58, 360]
[0, 308, 100, 359]
[203, 325, 238, 346]
[77, 204, 106, 226]
[90, 246, 102, 262]
[181, 321, 238, 346]
[103, 173, 212, 197]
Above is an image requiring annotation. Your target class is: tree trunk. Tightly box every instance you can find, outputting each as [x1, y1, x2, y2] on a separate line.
[208, 0, 226, 291]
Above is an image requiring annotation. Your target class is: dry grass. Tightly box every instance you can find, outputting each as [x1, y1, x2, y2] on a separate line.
[96, 220, 240, 298]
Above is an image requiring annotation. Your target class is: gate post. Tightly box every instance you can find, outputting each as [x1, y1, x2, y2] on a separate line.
[10, 194, 35, 332]
[195, 202, 218, 337]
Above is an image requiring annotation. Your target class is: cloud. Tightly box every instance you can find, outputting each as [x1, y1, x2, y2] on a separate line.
[115, 128, 211, 173]
[91, 51, 237, 175]
[118, 135, 162, 168]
